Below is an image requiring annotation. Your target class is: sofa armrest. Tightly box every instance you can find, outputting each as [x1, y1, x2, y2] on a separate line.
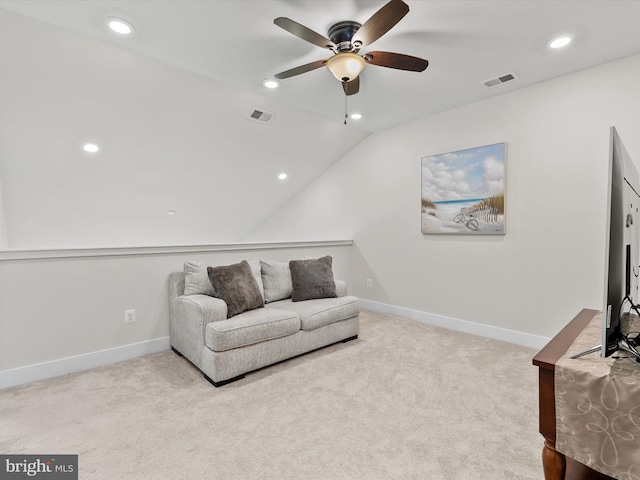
[170, 294, 227, 366]
[172, 294, 227, 336]
[335, 280, 347, 297]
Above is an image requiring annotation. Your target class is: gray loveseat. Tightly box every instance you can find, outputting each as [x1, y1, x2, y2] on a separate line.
[169, 258, 360, 386]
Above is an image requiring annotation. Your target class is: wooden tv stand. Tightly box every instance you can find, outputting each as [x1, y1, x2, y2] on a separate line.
[532, 309, 614, 480]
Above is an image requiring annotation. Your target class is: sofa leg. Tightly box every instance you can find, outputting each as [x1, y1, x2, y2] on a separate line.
[203, 373, 246, 388]
[341, 335, 358, 343]
[171, 347, 184, 357]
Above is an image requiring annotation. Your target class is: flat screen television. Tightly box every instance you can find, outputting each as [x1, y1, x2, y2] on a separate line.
[602, 126, 640, 359]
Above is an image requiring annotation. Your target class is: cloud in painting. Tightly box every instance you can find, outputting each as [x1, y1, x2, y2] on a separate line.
[482, 155, 504, 195]
[421, 143, 505, 202]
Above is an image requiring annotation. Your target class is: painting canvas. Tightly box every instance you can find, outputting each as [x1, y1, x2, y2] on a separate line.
[421, 143, 506, 235]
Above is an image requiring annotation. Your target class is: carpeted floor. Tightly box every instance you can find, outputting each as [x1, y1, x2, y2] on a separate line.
[0, 310, 543, 479]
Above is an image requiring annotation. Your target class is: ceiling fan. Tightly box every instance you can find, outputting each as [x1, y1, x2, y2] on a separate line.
[273, 0, 429, 96]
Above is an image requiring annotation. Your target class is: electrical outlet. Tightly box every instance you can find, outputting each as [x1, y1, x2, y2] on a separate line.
[366, 278, 372, 288]
[124, 309, 136, 324]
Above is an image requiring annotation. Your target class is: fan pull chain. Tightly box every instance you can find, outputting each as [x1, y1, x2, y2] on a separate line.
[344, 93, 348, 125]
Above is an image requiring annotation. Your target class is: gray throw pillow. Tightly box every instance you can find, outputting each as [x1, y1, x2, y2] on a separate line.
[184, 260, 215, 296]
[247, 259, 265, 300]
[289, 256, 337, 302]
[207, 260, 264, 318]
[260, 259, 293, 303]
[183, 259, 265, 301]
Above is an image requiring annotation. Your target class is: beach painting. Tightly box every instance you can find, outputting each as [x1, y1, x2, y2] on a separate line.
[421, 143, 506, 235]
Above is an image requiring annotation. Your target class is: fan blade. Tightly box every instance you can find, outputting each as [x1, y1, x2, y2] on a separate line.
[274, 59, 327, 79]
[364, 51, 428, 72]
[342, 76, 360, 96]
[352, 0, 409, 47]
[274, 17, 336, 50]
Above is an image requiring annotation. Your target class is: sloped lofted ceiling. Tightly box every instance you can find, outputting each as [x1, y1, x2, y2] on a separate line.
[1, 1, 640, 249]
[0, 7, 369, 248]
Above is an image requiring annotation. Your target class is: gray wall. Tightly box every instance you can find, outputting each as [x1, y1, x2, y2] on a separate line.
[247, 54, 640, 340]
[0, 242, 351, 378]
[4, 45, 640, 387]
[0, 169, 7, 248]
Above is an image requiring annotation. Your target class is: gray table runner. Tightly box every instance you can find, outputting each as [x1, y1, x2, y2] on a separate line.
[555, 312, 640, 480]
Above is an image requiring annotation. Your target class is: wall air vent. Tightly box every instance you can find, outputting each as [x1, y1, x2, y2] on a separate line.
[483, 71, 519, 88]
[247, 108, 275, 124]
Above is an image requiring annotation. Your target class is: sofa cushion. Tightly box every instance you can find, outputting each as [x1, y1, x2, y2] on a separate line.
[207, 261, 264, 318]
[205, 308, 300, 352]
[260, 259, 293, 303]
[184, 259, 264, 300]
[289, 256, 337, 302]
[266, 296, 359, 331]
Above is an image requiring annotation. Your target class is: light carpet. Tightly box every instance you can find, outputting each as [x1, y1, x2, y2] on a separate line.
[0, 310, 543, 479]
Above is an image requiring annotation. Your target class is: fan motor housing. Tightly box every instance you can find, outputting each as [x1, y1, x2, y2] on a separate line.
[328, 21, 362, 52]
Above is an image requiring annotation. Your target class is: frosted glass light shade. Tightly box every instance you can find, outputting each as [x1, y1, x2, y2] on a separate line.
[326, 53, 366, 82]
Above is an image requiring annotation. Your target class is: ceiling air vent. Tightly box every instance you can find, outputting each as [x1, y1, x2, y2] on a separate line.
[247, 108, 275, 124]
[483, 71, 519, 88]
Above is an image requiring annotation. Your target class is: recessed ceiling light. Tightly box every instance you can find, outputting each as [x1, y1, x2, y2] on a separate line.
[167, 210, 176, 215]
[82, 143, 100, 153]
[106, 17, 134, 36]
[262, 78, 280, 89]
[548, 34, 574, 49]
[350, 113, 363, 120]
[278, 173, 287, 180]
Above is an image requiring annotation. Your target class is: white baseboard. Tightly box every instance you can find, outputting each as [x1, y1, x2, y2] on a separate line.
[359, 299, 550, 350]
[1, 302, 549, 390]
[0, 337, 171, 390]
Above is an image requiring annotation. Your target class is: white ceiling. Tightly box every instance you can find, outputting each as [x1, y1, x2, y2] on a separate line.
[2, 0, 640, 249]
[2, 0, 640, 133]
[0, 4, 371, 248]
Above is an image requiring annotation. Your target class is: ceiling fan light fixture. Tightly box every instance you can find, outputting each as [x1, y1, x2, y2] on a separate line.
[326, 53, 366, 82]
